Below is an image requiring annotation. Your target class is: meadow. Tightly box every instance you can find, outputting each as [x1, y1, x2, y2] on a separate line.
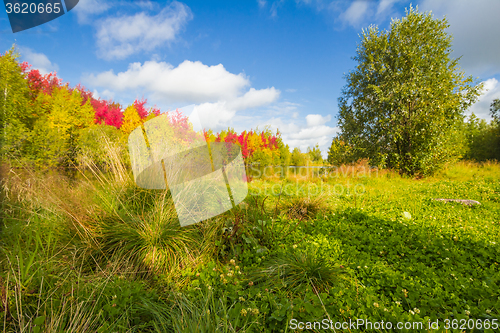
[0, 157, 499, 332]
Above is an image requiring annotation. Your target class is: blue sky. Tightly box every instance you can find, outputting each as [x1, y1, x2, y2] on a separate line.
[1, 0, 499, 157]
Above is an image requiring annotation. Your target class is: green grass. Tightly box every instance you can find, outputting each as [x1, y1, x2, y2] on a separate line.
[0, 160, 499, 332]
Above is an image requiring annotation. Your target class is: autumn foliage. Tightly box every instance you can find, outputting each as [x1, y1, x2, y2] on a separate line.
[0, 45, 293, 168]
[208, 129, 279, 163]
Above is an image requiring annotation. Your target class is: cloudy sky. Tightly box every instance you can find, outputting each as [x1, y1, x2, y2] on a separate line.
[1, 0, 499, 157]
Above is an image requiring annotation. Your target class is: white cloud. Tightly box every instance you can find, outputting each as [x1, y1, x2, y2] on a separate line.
[95, 1, 192, 60]
[87, 59, 280, 129]
[289, 125, 337, 140]
[229, 87, 280, 111]
[19, 47, 58, 75]
[262, 116, 339, 157]
[340, 0, 370, 27]
[73, 0, 110, 24]
[467, 78, 500, 120]
[259, 0, 289, 17]
[267, 101, 301, 115]
[92, 88, 115, 101]
[294, 0, 402, 29]
[192, 101, 234, 130]
[419, 0, 500, 77]
[376, 0, 402, 17]
[87, 60, 251, 103]
[306, 114, 331, 127]
[191, 88, 281, 129]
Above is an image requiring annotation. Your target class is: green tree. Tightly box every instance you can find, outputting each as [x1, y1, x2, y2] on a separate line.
[290, 147, 307, 166]
[489, 99, 500, 159]
[462, 114, 500, 161]
[337, 6, 482, 175]
[307, 143, 323, 164]
[278, 142, 291, 166]
[491, 98, 500, 123]
[0, 46, 31, 159]
[327, 136, 352, 166]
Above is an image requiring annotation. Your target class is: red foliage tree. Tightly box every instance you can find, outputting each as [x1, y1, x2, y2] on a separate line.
[25, 69, 62, 98]
[71, 84, 124, 129]
[168, 108, 199, 143]
[133, 97, 160, 119]
[133, 98, 149, 119]
[94, 99, 123, 129]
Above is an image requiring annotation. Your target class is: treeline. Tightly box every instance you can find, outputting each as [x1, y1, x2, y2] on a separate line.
[0, 46, 321, 169]
[327, 113, 500, 166]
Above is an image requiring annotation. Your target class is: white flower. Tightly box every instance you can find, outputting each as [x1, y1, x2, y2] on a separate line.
[465, 310, 470, 315]
[414, 308, 420, 314]
[402, 212, 412, 220]
[373, 302, 379, 308]
[486, 309, 491, 314]
[409, 310, 415, 315]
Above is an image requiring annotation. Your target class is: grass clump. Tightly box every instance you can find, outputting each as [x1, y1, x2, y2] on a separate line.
[251, 251, 346, 293]
[279, 195, 327, 221]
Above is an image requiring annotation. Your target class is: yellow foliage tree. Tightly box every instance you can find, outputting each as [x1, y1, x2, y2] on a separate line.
[29, 86, 94, 166]
[120, 104, 142, 135]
